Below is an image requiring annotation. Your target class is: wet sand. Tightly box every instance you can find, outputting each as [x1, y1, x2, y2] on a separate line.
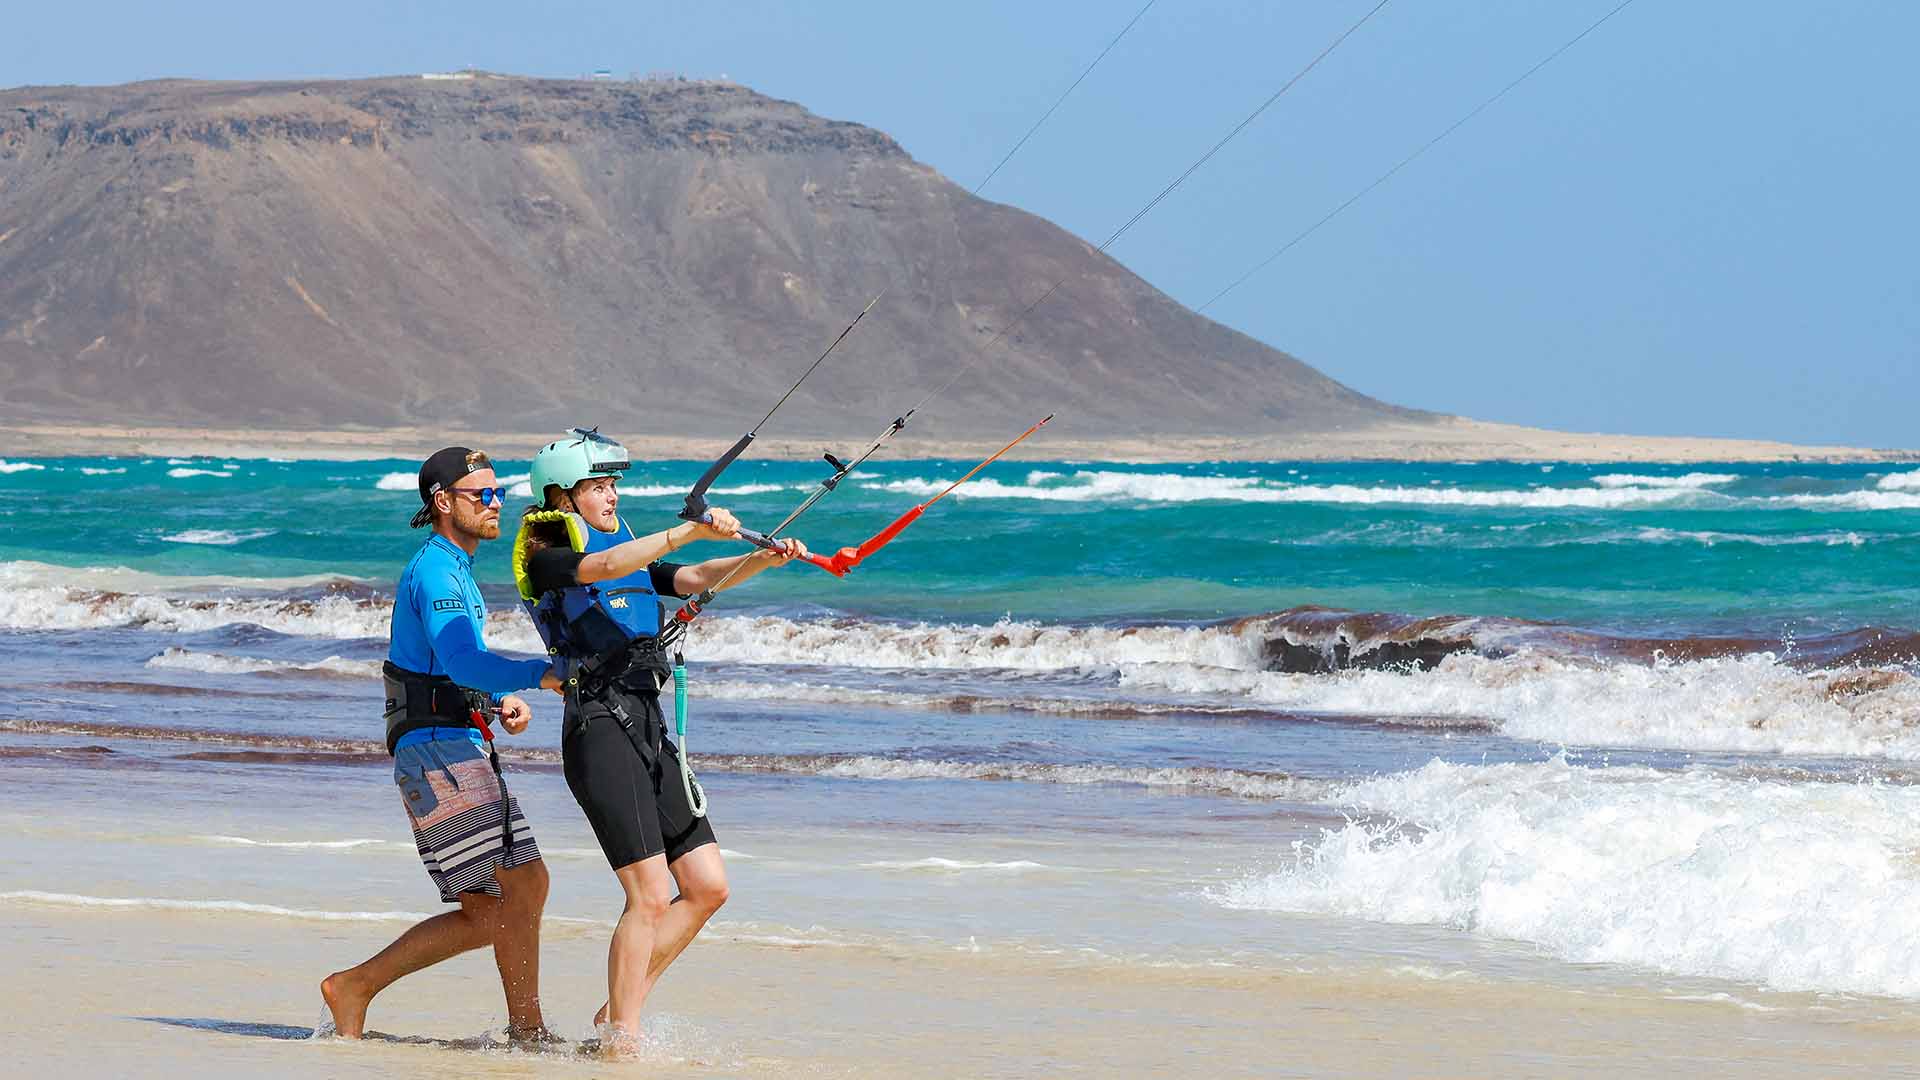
[10, 903, 1918, 1078]
[2, 417, 1912, 464]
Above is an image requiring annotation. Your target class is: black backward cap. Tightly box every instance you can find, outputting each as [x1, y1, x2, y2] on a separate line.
[410, 446, 491, 528]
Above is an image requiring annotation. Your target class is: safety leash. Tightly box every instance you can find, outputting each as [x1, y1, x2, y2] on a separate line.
[672, 652, 706, 818]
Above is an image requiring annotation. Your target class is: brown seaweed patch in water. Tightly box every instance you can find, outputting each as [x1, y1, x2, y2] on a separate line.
[0, 743, 117, 759]
[1817, 669, 1912, 702]
[175, 749, 391, 766]
[24, 680, 318, 700]
[0, 716, 384, 753]
[172, 748, 565, 770]
[0, 714, 572, 764]
[1234, 606, 1510, 673]
[1231, 605, 1920, 676]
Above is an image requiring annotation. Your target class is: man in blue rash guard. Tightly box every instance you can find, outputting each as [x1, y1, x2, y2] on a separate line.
[322, 447, 560, 1042]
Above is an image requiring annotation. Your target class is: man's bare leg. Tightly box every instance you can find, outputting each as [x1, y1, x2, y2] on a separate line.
[321, 893, 499, 1038]
[600, 854, 675, 1050]
[593, 844, 729, 1025]
[491, 858, 551, 1040]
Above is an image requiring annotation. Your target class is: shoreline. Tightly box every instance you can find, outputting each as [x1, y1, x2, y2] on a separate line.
[9, 901, 1916, 1078]
[2, 417, 1913, 464]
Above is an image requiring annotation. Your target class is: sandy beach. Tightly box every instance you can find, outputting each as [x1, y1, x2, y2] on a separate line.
[12, 902, 1919, 1079]
[2, 416, 1912, 464]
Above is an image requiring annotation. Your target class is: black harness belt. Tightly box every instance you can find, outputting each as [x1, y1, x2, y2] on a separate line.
[382, 661, 515, 863]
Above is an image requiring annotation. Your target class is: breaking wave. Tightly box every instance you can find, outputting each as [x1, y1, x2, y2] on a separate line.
[0, 565, 399, 638]
[866, 469, 1920, 512]
[0, 459, 48, 474]
[1761, 491, 1920, 511]
[1214, 757, 1920, 998]
[157, 529, 278, 547]
[144, 647, 379, 679]
[1124, 649, 1920, 759]
[10, 561, 1920, 759]
[875, 472, 1715, 509]
[166, 468, 233, 479]
[1589, 472, 1738, 489]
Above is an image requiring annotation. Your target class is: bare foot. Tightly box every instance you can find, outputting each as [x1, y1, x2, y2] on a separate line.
[597, 1023, 645, 1060]
[508, 1024, 565, 1050]
[592, 1001, 609, 1027]
[320, 971, 370, 1039]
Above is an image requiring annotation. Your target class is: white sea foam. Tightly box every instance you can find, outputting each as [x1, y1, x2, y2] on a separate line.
[193, 835, 392, 850]
[0, 890, 432, 923]
[860, 858, 1049, 873]
[0, 562, 391, 635]
[0, 561, 366, 594]
[0, 562, 1264, 668]
[0, 889, 613, 932]
[1762, 491, 1920, 511]
[1590, 472, 1738, 489]
[876, 472, 1710, 509]
[737, 755, 1329, 800]
[374, 471, 414, 491]
[0, 459, 47, 474]
[0, 587, 393, 638]
[692, 677, 1275, 718]
[1214, 757, 1920, 998]
[166, 467, 233, 479]
[157, 528, 278, 547]
[1624, 528, 1868, 548]
[1122, 652, 1920, 760]
[145, 647, 381, 678]
[686, 614, 1262, 672]
[78, 466, 128, 475]
[1878, 471, 1920, 491]
[166, 458, 195, 465]
[487, 471, 531, 498]
[711, 482, 792, 495]
[877, 471, 1278, 503]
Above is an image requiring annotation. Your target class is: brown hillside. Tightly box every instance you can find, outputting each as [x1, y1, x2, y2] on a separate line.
[0, 73, 1421, 439]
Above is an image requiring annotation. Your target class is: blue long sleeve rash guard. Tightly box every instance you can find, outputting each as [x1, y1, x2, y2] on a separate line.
[389, 533, 548, 700]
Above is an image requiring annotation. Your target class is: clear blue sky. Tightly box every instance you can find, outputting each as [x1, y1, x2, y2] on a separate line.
[7, 1, 1915, 446]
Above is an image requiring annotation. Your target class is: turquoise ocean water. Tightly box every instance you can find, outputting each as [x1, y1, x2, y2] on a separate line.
[8, 451, 1920, 1031]
[4, 455, 1917, 631]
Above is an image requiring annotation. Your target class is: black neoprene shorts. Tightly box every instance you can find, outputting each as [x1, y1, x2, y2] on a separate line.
[561, 685, 717, 870]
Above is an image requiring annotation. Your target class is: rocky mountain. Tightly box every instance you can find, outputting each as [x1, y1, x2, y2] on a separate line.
[0, 73, 1421, 438]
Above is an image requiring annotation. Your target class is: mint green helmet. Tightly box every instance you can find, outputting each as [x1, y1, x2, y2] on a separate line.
[529, 428, 630, 504]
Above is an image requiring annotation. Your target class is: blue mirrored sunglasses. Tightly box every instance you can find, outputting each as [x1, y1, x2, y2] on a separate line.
[444, 485, 509, 507]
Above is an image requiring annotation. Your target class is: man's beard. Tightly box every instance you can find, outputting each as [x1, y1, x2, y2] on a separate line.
[456, 512, 501, 541]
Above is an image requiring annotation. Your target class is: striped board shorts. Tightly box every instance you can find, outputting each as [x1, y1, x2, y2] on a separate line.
[394, 732, 540, 903]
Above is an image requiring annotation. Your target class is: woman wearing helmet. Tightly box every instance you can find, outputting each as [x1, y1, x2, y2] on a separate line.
[511, 428, 808, 1049]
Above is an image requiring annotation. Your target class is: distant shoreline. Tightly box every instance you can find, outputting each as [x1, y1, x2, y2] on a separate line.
[1, 418, 1912, 464]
